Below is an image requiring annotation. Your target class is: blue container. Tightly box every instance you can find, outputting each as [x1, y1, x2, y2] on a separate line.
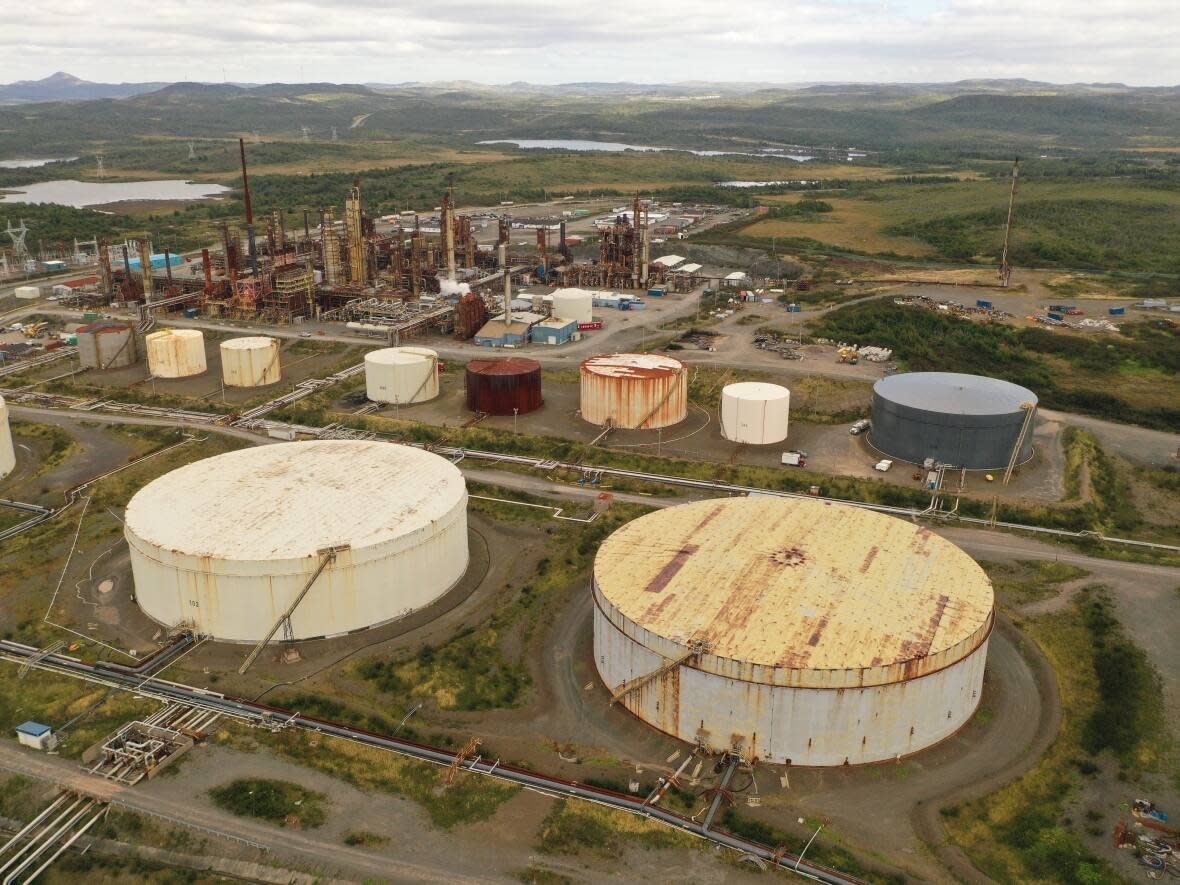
[976, 299, 993, 309]
[647, 287, 666, 297]
[183, 308, 199, 318]
[1048, 311, 1064, 321]
[1109, 306, 1126, 316]
[786, 303, 801, 312]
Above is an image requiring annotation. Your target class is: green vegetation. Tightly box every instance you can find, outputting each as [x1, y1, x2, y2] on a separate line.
[983, 560, 1090, 605]
[536, 799, 691, 856]
[208, 777, 326, 828]
[9, 420, 77, 476]
[343, 829, 389, 847]
[943, 585, 1156, 884]
[811, 301, 1180, 430]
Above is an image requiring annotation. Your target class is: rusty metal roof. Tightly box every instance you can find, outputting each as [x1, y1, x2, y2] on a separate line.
[466, 356, 541, 376]
[594, 497, 993, 675]
[581, 353, 684, 379]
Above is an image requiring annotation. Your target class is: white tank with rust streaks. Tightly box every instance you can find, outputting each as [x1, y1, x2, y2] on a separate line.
[0, 395, 15, 479]
[593, 497, 994, 765]
[720, 382, 790, 444]
[220, 336, 280, 387]
[580, 353, 687, 430]
[364, 347, 439, 404]
[124, 440, 468, 642]
[145, 329, 207, 378]
[550, 288, 594, 324]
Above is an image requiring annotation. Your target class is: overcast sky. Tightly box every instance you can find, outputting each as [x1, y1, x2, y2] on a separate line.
[5, 0, 1179, 87]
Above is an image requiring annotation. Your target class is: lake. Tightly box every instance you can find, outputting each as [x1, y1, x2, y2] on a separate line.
[0, 179, 231, 208]
[478, 139, 814, 160]
[720, 180, 821, 188]
[0, 157, 78, 169]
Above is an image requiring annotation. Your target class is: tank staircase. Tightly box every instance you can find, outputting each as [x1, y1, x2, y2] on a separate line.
[610, 638, 713, 707]
[1002, 402, 1037, 485]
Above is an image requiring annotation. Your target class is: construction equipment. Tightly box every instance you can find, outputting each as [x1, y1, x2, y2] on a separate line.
[836, 346, 858, 364]
[998, 157, 1020, 288]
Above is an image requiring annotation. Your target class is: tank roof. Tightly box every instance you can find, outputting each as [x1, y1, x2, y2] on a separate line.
[221, 336, 276, 350]
[76, 321, 133, 333]
[366, 346, 438, 365]
[467, 357, 541, 375]
[146, 328, 203, 341]
[874, 372, 1036, 415]
[722, 381, 789, 400]
[125, 441, 465, 562]
[582, 353, 684, 379]
[594, 497, 993, 674]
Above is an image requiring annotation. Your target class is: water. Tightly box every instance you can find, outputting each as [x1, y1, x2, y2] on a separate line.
[0, 157, 78, 169]
[720, 180, 820, 188]
[479, 139, 814, 160]
[0, 179, 231, 208]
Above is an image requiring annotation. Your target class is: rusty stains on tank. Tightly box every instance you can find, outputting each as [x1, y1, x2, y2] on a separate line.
[859, 546, 879, 573]
[645, 544, 699, 593]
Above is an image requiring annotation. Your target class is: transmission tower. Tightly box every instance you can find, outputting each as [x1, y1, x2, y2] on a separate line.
[188, 141, 197, 160]
[301, 126, 310, 142]
[5, 218, 30, 262]
[95, 152, 106, 179]
[331, 126, 338, 142]
[998, 157, 1019, 288]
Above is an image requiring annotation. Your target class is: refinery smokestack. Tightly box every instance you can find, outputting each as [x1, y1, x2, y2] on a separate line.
[500, 242, 511, 328]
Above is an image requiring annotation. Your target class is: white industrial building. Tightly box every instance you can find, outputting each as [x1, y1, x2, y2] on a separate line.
[364, 347, 440, 404]
[124, 440, 469, 642]
[145, 329, 207, 378]
[593, 497, 994, 765]
[220, 337, 280, 387]
[720, 382, 790, 444]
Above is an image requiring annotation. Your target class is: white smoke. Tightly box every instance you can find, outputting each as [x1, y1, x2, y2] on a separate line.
[438, 278, 470, 298]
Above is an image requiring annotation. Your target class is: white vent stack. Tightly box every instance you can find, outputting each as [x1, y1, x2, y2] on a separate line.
[720, 382, 790, 444]
[220, 336, 281, 387]
[364, 347, 440, 404]
[0, 395, 15, 479]
[145, 329, 207, 378]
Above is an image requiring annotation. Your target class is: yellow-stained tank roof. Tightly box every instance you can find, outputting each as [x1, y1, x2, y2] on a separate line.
[593, 497, 993, 683]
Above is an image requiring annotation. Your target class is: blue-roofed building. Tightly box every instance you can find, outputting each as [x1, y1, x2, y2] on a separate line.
[15, 721, 57, 750]
[529, 317, 577, 346]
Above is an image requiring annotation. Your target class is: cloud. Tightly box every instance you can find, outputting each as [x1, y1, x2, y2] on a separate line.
[2, 0, 1177, 85]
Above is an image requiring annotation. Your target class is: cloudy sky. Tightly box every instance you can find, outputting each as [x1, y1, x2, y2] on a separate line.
[5, 0, 1179, 86]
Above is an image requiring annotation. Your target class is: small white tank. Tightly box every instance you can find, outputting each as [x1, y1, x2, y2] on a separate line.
[720, 382, 790, 444]
[365, 347, 439, 404]
[0, 395, 15, 479]
[145, 329, 207, 378]
[550, 288, 594, 324]
[220, 336, 280, 387]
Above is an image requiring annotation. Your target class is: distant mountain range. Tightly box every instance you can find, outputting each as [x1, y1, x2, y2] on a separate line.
[0, 71, 168, 103]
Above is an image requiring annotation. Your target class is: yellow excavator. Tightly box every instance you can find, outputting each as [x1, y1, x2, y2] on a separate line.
[836, 345, 859, 364]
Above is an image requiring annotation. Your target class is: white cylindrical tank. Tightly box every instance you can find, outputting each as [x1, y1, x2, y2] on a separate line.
[14, 286, 41, 301]
[145, 329, 207, 378]
[593, 497, 994, 766]
[125, 440, 469, 642]
[550, 287, 594, 324]
[720, 382, 790, 444]
[0, 395, 14, 479]
[220, 336, 281, 387]
[364, 347, 439, 404]
[580, 353, 687, 430]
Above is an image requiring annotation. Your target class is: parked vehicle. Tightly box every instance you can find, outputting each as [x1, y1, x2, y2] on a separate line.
[850, 419, 871, 435]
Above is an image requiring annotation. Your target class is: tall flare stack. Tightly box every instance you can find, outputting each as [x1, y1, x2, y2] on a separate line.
[344, 178, 367, 284]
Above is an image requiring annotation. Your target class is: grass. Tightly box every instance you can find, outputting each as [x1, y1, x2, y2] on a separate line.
[208, 777, 327, 828]
[982, 560, 1090, 605]
[9, 421, 79, 477]
[343, 829, 389, 847]
[942, 584, 1160, 884]
[535, 799, 693, 857]
[254, 728, 519, 829]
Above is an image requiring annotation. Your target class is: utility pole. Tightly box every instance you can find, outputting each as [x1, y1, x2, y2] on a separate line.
[998, 157, 1019, 288]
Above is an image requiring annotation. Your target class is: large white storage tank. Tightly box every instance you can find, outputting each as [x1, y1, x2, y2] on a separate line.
[145, 329, 207, 378]
[720, 382, 790, 444]
[580, 353, 687, 430]
[220, 336, 280, 387]
[550, 288, 594, 324]
[124, 440, 469, 642]
[0, 395, 14, 479]
[364, 347, 439, 404]
[594, 497, 994, 766]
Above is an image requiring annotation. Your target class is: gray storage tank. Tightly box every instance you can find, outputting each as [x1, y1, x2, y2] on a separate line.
[869, 372, 1037, 470]
[76, 321, 138, 370]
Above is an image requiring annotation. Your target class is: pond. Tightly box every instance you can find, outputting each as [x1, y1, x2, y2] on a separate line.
[478, 139, 814, 160]
[0, 179, 231, 208]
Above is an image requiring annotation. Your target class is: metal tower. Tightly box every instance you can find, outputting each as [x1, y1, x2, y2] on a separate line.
[5, 218, 30, 262]
[998, 157, 1019, 288]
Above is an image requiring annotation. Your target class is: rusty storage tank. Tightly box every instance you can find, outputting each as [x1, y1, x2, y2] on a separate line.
[145, 329, 207, 378]
[593, 496, 994, 766]
[453, 291, 489, 340]
[220, 336, 281, 387]
[76, 321, 138, 369]
[580, 353, 687, 430]
[465, 357, 543, 415]
[365, 347, 439, 404]
[870, 372, 1038, 470]
[125, 440, 469, 642]
[0, 395, 14, 479]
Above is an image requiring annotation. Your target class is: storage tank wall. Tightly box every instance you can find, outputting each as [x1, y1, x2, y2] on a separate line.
[365, 348, 439, 404]
[0, 396, 14, 479]
[221, 338, 281, 387]
[580, 368, 686, 429]
[720, 384, 790, 444]
[870, 392, 1035, 469]
[146, 331, 207, 378]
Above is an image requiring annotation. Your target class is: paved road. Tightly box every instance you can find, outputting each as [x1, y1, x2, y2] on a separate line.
[0, 741, 490, 884]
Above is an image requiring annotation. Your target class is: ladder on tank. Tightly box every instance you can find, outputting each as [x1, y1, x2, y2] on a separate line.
[1002, 402, 1037, 486]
